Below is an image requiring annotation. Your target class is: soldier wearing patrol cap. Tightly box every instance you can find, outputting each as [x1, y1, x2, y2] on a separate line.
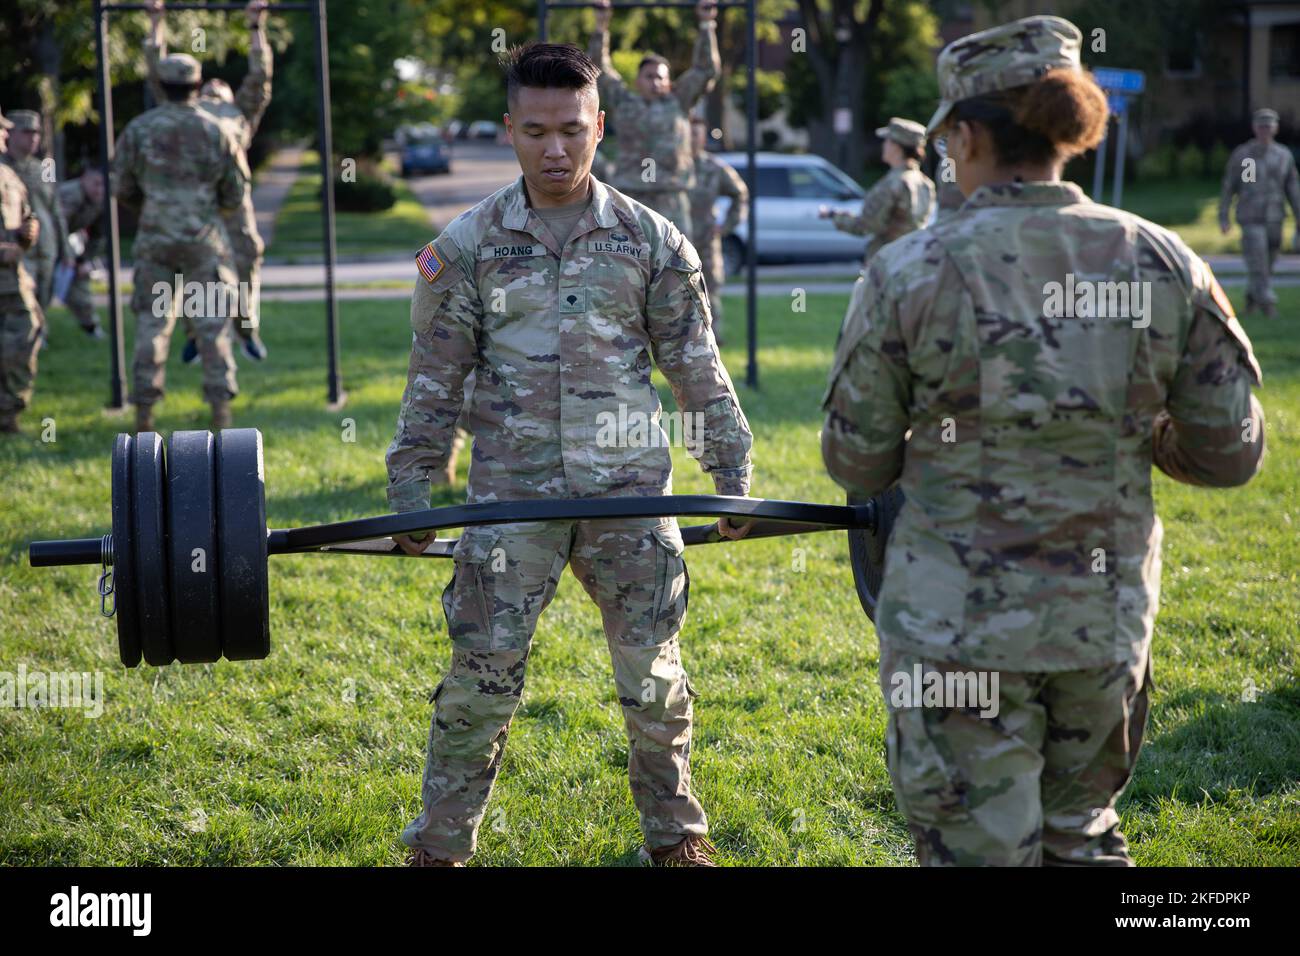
[820, 117, 935, 268]
[1219, 107, 1300, 318]
[0, 106, 45, 434]
[1, 109, 71, 330]
[823, 15, 1266, 866]
[114, 51, 248, 432]
[387, 41, 753, 867]
[587, 0, 721, 242]
[145, 0, 273, 362]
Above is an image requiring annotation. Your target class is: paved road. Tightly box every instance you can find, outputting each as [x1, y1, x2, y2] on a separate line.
[396, 140, 520, 231]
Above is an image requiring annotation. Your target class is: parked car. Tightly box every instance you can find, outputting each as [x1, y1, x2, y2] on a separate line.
[400, 131, 451, 176]
[713, 152, 868, 273]
[468, 120, 501, 140]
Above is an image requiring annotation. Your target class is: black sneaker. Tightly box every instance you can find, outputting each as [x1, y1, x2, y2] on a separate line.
[181, 337, 199, 364]
[243, 332, 268, 362]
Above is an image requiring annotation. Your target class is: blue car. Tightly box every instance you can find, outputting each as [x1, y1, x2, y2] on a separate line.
[400, 136, 451, 177]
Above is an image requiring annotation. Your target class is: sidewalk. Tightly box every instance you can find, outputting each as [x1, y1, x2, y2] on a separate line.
[252, 144, 306, 249]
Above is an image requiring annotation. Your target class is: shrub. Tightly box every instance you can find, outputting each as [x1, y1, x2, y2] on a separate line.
[328, 170, 397, 213]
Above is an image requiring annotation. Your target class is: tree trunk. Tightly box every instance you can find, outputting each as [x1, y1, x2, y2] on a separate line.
[35, 17, 63, 175]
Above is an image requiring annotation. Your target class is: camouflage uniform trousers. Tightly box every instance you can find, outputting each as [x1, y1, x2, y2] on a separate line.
[0, 290, 42, 415]
[621, 189, 693, 244]
[878, 640, 1153, 866]
[130, 256, 238, 406]
[402, 517, 704, 862]
[1240, 220, 1283, 310]
[64, 268, 99, 332]
[182, 227, 262, 344]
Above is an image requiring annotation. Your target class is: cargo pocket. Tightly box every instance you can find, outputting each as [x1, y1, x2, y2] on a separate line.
[649, 521, 688, 643]
[445, 526, 505, 649]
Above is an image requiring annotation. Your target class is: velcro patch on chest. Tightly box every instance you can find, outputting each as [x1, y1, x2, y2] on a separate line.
[587, 239, 649, 260]
[479, 243, 545, 260]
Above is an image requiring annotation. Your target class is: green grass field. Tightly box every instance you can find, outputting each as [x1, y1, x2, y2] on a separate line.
[1, 287, 1296, 866]
[263, 150, 434, 263]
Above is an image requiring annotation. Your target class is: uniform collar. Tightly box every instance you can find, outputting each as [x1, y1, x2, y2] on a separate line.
[962, 180, 1089, 209]
[502, 173, 618, 254]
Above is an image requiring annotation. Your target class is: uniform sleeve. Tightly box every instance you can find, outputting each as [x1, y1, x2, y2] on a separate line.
[216, 129, 250, 212]
[14, 181, 37, 250]
[144, 39, 166, 107]
[1219, 147, 1242, 229]
[1154, 267, 1265, 488]
[832, 175, 898, 238]
[112, 127, 142, 210]
[386, 237, 482, 512]
[673, 22, 721, 111]
[1285, 152, 1300, 225]
[646, 229, 753, 495]
[235, 37, 273, 135]
[588, 28, 628, 112]
[717, 160, 748, 236]
[821, 265, 911, 497]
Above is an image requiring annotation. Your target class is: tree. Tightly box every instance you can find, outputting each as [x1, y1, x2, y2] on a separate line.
[790, 0, 939, 180]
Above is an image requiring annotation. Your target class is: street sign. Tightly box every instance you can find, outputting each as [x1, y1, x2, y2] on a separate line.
[1093, 67, 1146, 94]
[1107, 93, 1128, 115]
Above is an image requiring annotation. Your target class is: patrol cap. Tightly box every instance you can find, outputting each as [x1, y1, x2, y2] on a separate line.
[158, 53, 202, 85]
[1253, 108, 1279, 126]
[875, 117, 927, 149]
[8, 110, 41, 132]
[926, 15, 1083, 134]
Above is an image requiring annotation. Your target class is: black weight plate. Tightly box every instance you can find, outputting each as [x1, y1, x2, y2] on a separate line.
[111, 434, 142, 668]
[215, 428, 270, 661]
[847, 485, 905, 623]
[133, 432, 174, 665]
[166, 431, 222, 663]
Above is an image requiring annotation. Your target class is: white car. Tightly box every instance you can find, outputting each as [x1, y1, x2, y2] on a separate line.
[713, 151, 869, 272]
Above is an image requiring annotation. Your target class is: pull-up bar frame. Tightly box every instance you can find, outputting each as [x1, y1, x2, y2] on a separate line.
[93, 0, 345, 411]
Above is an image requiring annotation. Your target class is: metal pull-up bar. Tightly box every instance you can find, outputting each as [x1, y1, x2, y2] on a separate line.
[93, 0, 345, 411]
[539, 0, 760, 388]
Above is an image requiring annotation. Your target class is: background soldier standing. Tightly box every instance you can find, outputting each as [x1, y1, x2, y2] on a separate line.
[821, 117, 935, 268]
[688, 114, 747, 344]
[0, 107, 43, 435]
[388, 43, 752, 868]
[2, 110, 70, 336]
[146, 0, 272, 361]
[824, 16, 1265, 866]
[588, 0, 720, 241]
[56, 167, 107, 339]
[1219, 107, 1300, 318]
[114, 53, 248, 433]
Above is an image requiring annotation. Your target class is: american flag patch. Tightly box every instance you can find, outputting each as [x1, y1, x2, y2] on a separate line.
[416, 241, 444, 283]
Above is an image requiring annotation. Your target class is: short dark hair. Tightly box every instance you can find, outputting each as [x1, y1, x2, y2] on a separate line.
[502, 42, 600, 106]
[160, 81, 199, 102]
[638, 54, 669, 74]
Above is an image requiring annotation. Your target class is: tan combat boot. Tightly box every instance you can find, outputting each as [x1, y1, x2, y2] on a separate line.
[638, 835, 718, 867]
[135, 404, 155, 433]
[211, 400, 232, 430]
[405, 848, 464, 867]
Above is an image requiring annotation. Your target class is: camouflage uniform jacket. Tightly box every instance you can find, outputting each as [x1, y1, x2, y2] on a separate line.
[57, 178, 104, 261]
[1, 153, 68, 262]
[112, 101, 249, 264]
[588, 24, 719, 193]
[823, 181, 1265, 671]
[1219, 140, 1300, 225]
[688, 151, 748, 261]
[0, 163, 38, 296]
[831, 161, 935, 262]
[147, 40, 272, 256]
[387, 175, 753, 513]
